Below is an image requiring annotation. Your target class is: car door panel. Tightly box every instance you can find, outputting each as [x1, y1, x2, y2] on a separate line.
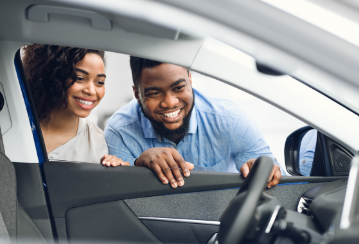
[13, 162, 54, 243]
[44, 161, 346, 243]
[43, 161, 244, 243]
[124, 182, 330, 221]
[66, 200, 160, 243]
[43, 161, 246, 218]
[140, 220, 217, 244]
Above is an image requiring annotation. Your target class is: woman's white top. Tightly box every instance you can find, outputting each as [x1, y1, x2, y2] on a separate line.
[48, 118, 108, 164]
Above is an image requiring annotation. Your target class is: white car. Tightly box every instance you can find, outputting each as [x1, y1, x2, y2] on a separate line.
[0, 0, 358, 243]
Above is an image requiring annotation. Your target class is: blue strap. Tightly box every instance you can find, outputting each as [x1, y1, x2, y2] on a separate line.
[14, 59, 45, 166]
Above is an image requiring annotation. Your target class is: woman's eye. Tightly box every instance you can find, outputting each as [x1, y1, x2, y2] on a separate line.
[76, 77, 85, 81]
[96, 81, 105, 86]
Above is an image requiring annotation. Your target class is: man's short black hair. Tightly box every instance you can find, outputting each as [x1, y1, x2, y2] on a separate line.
[129, 56, 189, 88]
[130, 56, 162, 88]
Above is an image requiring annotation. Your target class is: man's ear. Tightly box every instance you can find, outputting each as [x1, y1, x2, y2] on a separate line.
[132, 85, 140, 101]
[189, 72, 192, 86]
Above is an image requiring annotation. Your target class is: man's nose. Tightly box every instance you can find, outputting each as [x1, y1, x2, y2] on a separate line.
[161, 93, 179, 108]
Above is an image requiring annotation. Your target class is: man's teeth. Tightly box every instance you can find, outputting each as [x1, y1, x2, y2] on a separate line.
[75, 99, 94, 105]
[164, 109, 181, 118]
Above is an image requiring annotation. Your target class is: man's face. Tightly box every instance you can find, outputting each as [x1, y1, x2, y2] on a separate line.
[133, 63, 193, 132]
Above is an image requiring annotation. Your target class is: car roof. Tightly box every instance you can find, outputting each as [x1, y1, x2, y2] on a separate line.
[0, 0, 359, 161]
[1, 0, 358, 108]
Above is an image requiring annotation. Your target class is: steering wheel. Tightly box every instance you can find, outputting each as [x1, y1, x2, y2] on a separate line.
[217, 156, 273, 244]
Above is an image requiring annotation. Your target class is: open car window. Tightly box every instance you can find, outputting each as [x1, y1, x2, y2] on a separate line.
[24, 45, 355, 177]
[95, 52, 308, 170]
[14, 46, 352, 244]
[18, 45, 357, 177]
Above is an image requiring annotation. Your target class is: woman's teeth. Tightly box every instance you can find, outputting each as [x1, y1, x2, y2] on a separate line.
[164, 109, 181, 118]
[75, 99, 94, 105]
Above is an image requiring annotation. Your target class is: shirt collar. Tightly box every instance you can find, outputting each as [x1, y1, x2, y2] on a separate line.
[77, 118, 86, 136]
[140, 104, 197, 140]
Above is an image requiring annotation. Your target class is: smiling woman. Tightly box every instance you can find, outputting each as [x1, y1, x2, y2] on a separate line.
[21, 44, 129, 166]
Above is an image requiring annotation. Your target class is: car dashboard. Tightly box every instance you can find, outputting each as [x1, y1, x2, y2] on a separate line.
[298, 180, 347, 233]
[232, 179, 348, 244]
[267, 180, 347, 244]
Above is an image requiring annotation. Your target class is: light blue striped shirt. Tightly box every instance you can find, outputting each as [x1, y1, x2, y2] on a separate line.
[105, 89, 285, 174]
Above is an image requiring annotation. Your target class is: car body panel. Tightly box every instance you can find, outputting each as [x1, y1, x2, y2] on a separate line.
[0, 41, 38, 163]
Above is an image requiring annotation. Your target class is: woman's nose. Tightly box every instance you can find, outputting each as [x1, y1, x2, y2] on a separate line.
[83, 82, 96, 95]
[161, 93, 179, 108]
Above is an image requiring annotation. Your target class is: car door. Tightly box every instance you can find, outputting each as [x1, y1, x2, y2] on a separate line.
[42, 160, 346, 244]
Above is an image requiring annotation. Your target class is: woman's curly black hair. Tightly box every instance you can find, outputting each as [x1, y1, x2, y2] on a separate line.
[22, 44, 105, 122]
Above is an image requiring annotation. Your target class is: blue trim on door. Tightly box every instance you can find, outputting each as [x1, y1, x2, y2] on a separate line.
[277, 182, 308, 186]
[14, 59, 45, 166]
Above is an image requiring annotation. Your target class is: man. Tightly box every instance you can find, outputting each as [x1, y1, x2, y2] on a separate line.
[104, 57, 285, 188]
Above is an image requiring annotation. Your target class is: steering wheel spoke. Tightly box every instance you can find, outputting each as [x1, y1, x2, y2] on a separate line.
[218, 156, 274, 244]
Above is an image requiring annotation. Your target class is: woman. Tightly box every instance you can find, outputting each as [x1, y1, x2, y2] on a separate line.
[22, 44, 128, 166]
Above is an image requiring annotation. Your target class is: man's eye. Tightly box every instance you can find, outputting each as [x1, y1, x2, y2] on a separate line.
[174, 85, 185, 91]
[147, 92, 160, 97]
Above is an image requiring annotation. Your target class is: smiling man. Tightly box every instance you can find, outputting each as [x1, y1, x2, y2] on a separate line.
[104, 57, 285, 188]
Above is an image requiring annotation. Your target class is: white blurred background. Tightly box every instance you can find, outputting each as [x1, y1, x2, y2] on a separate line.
[88, 51, 307, 169]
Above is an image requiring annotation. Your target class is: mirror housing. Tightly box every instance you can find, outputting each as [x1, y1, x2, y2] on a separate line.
[284, 126, 313, 176]
[284, 126, 353, 176]
[255, 62, 285, 76]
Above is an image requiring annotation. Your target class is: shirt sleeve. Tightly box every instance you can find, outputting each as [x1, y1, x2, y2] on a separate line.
[104, 123, 137, 166]
[299, 129, 317, 176]
[230, 115, 287, 175]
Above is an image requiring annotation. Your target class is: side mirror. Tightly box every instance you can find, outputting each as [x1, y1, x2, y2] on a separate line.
[284, 126, 353, 176]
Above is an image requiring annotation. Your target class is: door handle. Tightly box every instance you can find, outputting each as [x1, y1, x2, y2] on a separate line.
[27, 5, 112, 30]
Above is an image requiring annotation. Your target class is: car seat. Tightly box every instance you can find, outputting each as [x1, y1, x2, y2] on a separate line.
[0, 128, 48, 243]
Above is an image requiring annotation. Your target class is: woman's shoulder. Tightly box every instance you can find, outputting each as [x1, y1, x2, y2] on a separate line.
[76, 118, 105, 141]
[80, 118, 105, 137]
[48, 118, 108, 163]
[80, 118, 108, 152]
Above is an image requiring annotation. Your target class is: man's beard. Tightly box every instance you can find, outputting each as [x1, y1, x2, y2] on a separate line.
[139, 93, 195, 144]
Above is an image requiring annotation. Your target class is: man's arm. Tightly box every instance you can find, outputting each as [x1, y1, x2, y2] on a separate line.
[231, 116, 284, 187]
[105, 124, 193, 188]
[298, 129, 317, 176]
[135, 147, 194, 188]
[240, 158, 281, 188]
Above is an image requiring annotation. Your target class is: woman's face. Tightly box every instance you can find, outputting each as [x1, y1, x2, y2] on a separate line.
[64, 53, 106, 118]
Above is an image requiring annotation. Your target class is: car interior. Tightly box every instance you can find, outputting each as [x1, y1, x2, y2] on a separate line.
[1, 1, 359, 244]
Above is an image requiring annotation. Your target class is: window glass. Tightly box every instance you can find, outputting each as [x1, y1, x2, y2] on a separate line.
[20, 46, 310, 175]
[95, 52, 307, 172]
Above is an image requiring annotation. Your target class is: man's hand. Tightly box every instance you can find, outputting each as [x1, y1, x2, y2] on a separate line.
[101, 154, 130, 166]
[240, 158, 281, 188]
[135, 147, 194, 188]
